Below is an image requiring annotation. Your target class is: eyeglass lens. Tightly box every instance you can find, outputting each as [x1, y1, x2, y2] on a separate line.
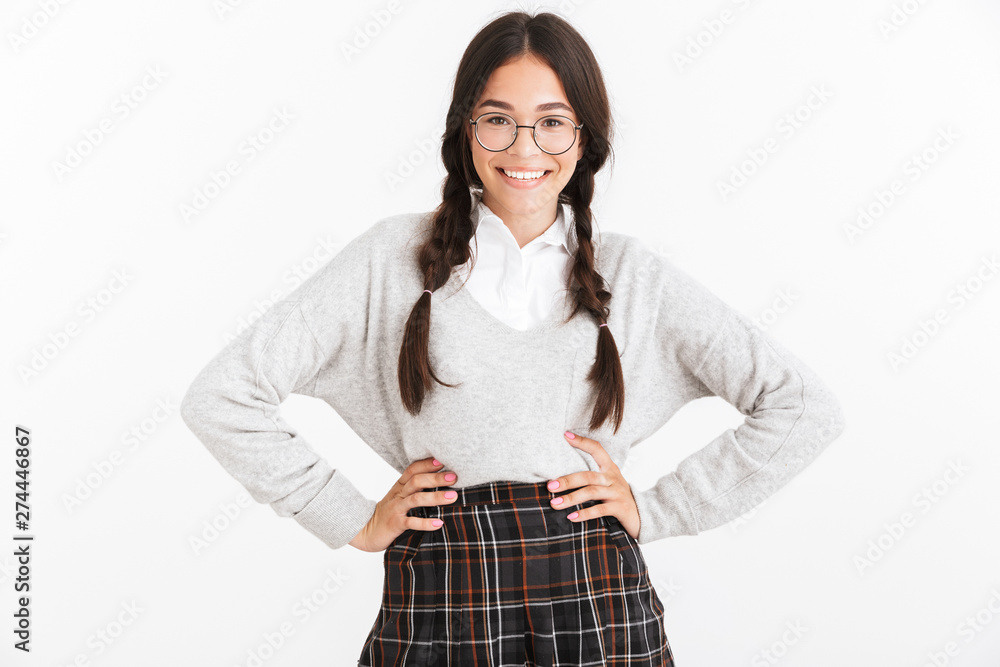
[475, 113, 577, 154]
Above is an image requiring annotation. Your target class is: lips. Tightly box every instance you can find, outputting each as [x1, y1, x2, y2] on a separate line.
[496, 167, 551, 181]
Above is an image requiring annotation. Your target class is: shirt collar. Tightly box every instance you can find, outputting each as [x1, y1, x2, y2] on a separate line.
[470, 191, 578, 256]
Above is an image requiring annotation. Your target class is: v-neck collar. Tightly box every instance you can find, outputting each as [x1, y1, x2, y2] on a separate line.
[447, 272, 576, 336]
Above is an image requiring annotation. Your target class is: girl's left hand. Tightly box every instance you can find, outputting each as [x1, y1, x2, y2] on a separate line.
[547, 431, 641, 540]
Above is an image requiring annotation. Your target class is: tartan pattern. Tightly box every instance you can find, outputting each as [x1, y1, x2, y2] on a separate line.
[358, 480, 674, 666]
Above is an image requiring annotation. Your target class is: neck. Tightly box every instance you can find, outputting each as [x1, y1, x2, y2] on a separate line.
[480, 190, 560, 250]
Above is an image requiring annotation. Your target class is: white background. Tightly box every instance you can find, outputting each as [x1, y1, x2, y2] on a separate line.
[3, 0, 999, 665]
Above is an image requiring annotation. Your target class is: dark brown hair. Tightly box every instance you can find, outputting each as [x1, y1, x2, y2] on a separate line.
[397, 11, 624, 433]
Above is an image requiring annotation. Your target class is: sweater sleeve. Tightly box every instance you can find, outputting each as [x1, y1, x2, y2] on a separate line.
[179, 224, 384, 551]
[631, 259, 847, 545]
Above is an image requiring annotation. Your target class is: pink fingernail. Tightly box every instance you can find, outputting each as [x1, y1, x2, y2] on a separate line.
[432, 519, 443, 526]
[564, 431, 576, 439]
[567, 511, 579, 520]
[445, 473, 456, 481]
[433, 459, 442, 466]
[547, 480, 560, 490]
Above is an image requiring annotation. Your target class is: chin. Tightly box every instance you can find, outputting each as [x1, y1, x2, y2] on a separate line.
[492, 191, 545, 215]
[485, 176, 567, 214]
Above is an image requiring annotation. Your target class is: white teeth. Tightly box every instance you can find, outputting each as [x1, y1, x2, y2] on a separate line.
[501, 168, 546, 180]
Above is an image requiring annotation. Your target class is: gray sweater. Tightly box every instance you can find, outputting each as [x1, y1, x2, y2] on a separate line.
[180, 210, 846, 550]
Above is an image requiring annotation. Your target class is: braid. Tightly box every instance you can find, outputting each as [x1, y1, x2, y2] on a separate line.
[566, 171, 625, 434]
[397, 172, 474, 414]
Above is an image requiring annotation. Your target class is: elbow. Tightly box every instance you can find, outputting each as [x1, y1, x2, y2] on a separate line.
[179, 374, 212, 434]
[821, 397, 847, 443]
[804, 378, 846, 448]
[179, 387, 197, 430]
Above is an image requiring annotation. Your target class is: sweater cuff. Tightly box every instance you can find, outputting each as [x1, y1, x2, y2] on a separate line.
[292, 469, 377, 550]
[633, 472, 701, 544]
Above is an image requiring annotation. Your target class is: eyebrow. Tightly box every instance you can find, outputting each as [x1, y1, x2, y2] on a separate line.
[478, 99, 575, 115]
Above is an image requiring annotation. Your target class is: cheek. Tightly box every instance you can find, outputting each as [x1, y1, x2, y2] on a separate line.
[469, 147, 490, 178]
[556, 157, 578, 179]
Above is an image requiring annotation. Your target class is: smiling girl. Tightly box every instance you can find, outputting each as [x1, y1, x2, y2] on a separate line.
[182, 11, 845, 666]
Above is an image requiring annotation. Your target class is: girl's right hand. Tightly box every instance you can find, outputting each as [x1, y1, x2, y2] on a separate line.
[348, 456, 458, 552]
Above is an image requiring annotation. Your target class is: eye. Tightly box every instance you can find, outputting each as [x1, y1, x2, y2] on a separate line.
[541, 117, 566, 128]
[485, 115, 510, 126]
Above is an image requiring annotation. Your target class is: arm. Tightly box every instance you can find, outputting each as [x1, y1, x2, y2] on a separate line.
[179, 225, 383, 551]
[631, 259, 847, 545]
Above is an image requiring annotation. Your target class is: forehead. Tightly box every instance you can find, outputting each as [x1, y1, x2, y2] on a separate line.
[474, 55, 574, 114]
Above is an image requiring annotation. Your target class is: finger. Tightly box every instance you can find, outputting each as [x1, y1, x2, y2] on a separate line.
[563, 431, 615, 469]
[547, 469, 610, 494]
[409, 468, 457, 495]
[412, 456, 444, 471]
[563, 500, 612, 523]
[399, 456, 446, 488]
[404, 515, 446, 532]
[400, 489, 455, 531]
[406, 487, 459, 509]
[547, 471, 611, 510]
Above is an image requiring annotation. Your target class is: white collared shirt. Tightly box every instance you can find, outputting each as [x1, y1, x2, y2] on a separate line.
[454, 193, 578, 331]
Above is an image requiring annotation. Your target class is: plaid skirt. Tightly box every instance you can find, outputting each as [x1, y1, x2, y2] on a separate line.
[358, 479, 674, 666]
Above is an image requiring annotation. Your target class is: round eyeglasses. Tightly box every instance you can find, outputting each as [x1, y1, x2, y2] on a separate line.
[469, 112, 584, 155]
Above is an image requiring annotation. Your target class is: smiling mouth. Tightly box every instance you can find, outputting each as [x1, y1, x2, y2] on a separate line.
[497, 167, 551, 181]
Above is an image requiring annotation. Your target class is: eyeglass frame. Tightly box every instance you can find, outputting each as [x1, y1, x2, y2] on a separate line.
[468, 112, 585, 156]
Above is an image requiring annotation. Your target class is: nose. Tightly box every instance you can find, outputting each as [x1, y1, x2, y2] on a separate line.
[508, 125, 540, 157]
